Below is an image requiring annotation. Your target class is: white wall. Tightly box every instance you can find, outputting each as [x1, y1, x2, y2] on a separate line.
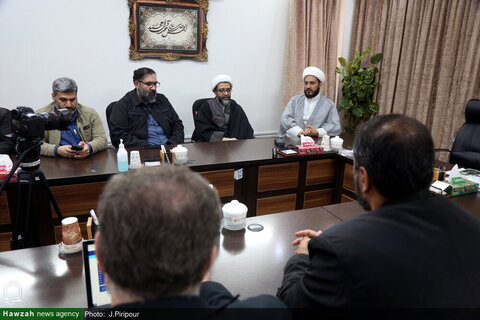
[0, 0, 290, 140]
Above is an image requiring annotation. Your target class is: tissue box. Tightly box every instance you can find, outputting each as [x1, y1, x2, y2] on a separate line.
[295, 144, 323, 155]
[0, 165, 19, 183]
[449, 177, 479, 196]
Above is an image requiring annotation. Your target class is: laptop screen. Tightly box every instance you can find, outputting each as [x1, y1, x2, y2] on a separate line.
[82, 240, 112, 307]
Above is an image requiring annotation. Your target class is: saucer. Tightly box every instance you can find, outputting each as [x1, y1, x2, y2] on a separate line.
[59, 240, 83, 254]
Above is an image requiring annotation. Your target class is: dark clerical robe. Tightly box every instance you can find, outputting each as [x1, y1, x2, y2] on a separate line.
[194, 98, 254, 142]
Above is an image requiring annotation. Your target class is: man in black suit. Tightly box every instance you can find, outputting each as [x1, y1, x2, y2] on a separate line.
[95, 166, 289, 319]
[277, 114, 480, 309]
[109, 67, 184, 148]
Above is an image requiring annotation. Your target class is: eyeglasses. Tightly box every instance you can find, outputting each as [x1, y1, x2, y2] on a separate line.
[138, 81, 160, 88]
[216, 88, 232, 93]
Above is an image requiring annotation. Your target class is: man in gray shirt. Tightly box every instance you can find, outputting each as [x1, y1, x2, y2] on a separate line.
[279, 66, 341, 138]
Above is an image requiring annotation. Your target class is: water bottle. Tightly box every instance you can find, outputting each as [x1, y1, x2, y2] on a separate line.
[117, 139, 129, 172]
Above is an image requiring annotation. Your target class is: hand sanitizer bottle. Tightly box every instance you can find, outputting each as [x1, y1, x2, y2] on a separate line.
[117, 139, 129, 172]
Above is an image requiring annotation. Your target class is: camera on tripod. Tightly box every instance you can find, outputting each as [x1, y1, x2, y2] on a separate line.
[4, 106, 72, 249]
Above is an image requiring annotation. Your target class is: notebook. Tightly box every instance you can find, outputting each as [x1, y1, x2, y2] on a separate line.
[82, 239, 112, 307]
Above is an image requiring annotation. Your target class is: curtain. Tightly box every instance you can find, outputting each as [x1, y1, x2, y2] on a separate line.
[282, 0, 341, 107]
[351, 0, 480, 159]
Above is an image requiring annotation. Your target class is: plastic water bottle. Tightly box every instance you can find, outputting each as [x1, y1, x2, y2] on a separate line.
[117, 139, 129, 172]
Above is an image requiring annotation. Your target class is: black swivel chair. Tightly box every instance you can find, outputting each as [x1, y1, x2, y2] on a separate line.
[438, 99, 480, 170]
[191, 98, 210, 142]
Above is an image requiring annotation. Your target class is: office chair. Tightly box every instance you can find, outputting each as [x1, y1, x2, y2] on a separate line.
[191, 98, 210, 142]
[106, 101, 117, 147]
[437, 99, 480, 170]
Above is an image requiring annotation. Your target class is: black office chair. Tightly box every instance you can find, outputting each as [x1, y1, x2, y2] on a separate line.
[106, 101, 117, 147]
[437, 99, 480, 170]
[191, 98, 210, 142]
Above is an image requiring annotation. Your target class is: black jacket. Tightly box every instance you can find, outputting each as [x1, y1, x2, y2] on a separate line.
[278, 190, 480, 308]
[89, 281, 290, 320]
[0, 108, 15, 155]
[109, 89, 184, 148]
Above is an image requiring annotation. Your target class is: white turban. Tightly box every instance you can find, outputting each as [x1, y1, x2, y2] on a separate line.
[303, 66, 326, 84]
[211, 74, 232, 91]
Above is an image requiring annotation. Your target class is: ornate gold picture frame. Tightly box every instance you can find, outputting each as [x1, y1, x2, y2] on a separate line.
[128, 0, 208, 61]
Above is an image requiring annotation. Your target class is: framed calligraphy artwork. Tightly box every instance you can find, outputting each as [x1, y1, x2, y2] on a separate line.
[128, 0, 209, 61]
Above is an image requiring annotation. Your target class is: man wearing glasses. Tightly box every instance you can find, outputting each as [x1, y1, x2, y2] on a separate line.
[109, 67, 184, 148]
[193, 74, 254, 142]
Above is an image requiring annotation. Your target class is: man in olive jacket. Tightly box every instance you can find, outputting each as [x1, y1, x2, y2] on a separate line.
[36, 77, 107, 159]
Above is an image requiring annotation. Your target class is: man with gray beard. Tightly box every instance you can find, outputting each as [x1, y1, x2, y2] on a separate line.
[193, 74, 254, 142]
[109, 67, 184, 148]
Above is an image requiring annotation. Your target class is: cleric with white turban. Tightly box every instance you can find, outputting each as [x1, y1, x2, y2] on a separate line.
[211, 74, 233, 91]
[192, 74, 254, 142]
[279, 66, 341, 138]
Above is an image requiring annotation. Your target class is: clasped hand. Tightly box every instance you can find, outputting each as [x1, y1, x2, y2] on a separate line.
[298, 125, 319, 137]
[292, 229, 322, 255]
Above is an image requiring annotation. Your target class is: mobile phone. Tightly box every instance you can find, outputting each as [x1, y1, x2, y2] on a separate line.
[70, 145, 83, 151]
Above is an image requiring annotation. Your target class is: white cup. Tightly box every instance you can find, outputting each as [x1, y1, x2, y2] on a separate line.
[222, 200, 247, 230]
[331, 136, 344, 152]
[321, 135, 331, 151]
[129, 150, 142, 169]
[171, 145, 188, 165]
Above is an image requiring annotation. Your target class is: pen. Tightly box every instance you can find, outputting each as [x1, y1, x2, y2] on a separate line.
[90, 209, 99, 226]
[161, 145, 171, 164]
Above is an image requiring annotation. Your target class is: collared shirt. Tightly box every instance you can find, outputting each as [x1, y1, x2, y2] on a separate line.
[147, 112, 168, 146]
[58, 108, 81, 147]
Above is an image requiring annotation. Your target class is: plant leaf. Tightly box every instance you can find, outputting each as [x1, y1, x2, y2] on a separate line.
[370, 53, 383, 64]
[338, 57, 347, 67]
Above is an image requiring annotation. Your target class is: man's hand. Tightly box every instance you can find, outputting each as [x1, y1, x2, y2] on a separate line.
[73, 141, 90, 159]
[304, 125, 319, 137]
[292, 229, 322, 255]
[56, 145, 77, 159]
[222, 137, 237, 141]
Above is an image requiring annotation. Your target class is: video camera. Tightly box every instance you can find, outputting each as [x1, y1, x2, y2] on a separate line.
[11, 106, 71, 139]
[9, 106, 72, 169]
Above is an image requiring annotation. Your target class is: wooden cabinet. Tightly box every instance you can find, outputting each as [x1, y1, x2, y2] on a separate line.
[200, 169, 234, 198]
[258, 163, 299, 192]
[255, 159, 337, 216]
[306, 159, 337, 185]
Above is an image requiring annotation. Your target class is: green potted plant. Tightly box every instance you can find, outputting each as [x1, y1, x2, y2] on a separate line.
[336, 49, 383, 134]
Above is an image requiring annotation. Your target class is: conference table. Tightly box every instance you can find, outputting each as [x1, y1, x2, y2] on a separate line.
[1, 168, 479, 307]
[1, 190, 479, 308]
[0, 204, 362, 308]
[1, 137, 354, 249]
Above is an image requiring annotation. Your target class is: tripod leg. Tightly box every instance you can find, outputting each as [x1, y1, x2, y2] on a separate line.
[10, 170, 55, 250]
[37, 171, 63, 220]
[11, 172, 40, 249]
